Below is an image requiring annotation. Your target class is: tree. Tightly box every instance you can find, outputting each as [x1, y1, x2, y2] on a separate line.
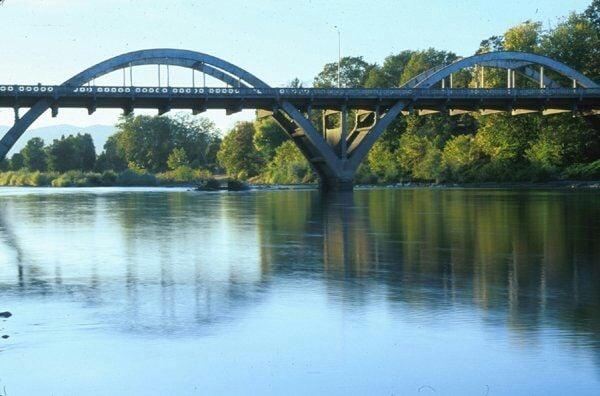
[167, 147, 189, 170]
[314, 56, 375, 88]
[504, 21, 541, 52]
[262, 141, 314, 184]
[217, 121, 262, 179]
[364, 50, 415, 88]
[97, 135, 127, 172]
[0, 158, 9, 172]
[46, 136, 78, 172]
[441, 135, 482, 181]
[541, 12, 600, 82]
[113, 114, 220, 172]
[21, 137, 47, 171]
[10, 153, 24, 170]
[400, 48, 458, 85]
[253, 118, 288, 160]
[72, 133, 96, 171]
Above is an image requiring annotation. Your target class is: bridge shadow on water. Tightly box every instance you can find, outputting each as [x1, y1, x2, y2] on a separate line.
[0, 188, 599, 367]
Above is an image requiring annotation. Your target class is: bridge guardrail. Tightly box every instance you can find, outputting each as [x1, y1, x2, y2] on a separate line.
[1, 85, 599, 98]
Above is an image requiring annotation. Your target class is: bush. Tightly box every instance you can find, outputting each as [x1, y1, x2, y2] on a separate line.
[562, 160, 600, 180]
[101, 170, 118, 185]
[116, 169, 157, 186]
[260, 141, 315, 184]
[156, 166, 212, 185]
[0, 170, 57, 186]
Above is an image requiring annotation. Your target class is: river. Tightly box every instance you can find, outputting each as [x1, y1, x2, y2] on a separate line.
[0, 187, 598, 395]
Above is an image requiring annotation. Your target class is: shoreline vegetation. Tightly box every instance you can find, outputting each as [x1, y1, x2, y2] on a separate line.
[1, 3, 599, 188]
[0, 168, 598, 190]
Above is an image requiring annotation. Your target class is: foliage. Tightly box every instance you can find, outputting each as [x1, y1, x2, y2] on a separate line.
[113, 114, 220, 172]
[441, 135, 482, 182]
[313, 56, 375, 88]
[261, 141, 315, 184]
[156, 166, 212, 185]
[253, 118, 288, 160]
[0, 170, 56, 186]
[167, 147, 189, 170]
[21, 137, 47, 171]
[115, 169, 157, 186]
[46, 134, 96, 172]
[562, 159, 600, 180]
[10, 153, 24, 170]
[217, 121, 262, 179]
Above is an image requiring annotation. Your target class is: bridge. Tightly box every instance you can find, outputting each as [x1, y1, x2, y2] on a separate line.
[1, 49, 599, 190]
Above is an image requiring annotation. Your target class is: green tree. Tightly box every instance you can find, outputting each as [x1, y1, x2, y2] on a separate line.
[0, 158, 9, 172]
[72, 133, 96, 171]
[10, 153, 24, 170]
[253, 118, 288, 160]
[400, 48, 458, 85]
[367, 141, 401, 182]
[217, 121, 262, 179]
[314, 56, 375, 88]
[541, 12, 600, 81]
[364, 51, 415, 88]
[441, 134, 482, 181]
[21, 137, 47, 171]
[47, 135, 78, 172]
[262, 141, 314, 184]
[113, 114, 220, 172]
[504, 21, 541, 52]
[167, 147, 189, 170]
[97, 135, 127, 172]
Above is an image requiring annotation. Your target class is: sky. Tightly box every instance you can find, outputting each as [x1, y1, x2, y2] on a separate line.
[0, 0, 592, 134]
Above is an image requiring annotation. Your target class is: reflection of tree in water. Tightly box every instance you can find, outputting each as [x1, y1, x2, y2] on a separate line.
[0, 189, 599, 355]
[257, 188, 600, 362]
[0, 191, 269, 336]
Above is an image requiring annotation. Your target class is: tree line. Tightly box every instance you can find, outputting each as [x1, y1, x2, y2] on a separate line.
[1, 1, 599, 186]
[214, 1, 600, 184]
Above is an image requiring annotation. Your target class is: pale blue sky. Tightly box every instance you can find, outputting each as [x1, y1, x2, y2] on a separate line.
[0, 0, 591, 132]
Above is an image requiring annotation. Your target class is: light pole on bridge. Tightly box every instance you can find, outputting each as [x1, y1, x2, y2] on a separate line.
[334, 25, 341, 88]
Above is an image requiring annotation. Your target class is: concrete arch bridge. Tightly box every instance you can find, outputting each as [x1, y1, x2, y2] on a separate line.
[0, 49, 598, 190]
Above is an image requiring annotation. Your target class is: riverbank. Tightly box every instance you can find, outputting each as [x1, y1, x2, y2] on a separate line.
[355, 180, 600, 190]
[1, 169, 598, 190]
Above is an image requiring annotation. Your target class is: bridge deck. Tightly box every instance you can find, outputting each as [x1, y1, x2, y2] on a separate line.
[1, 85, 599, 112]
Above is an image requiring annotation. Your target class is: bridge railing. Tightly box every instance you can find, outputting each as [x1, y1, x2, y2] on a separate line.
[1, 84, 600, 98]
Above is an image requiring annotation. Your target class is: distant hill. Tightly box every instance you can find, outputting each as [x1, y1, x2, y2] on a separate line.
[0, 124, 115, 155]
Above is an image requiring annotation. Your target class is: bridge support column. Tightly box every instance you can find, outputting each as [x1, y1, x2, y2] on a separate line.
[266, 100, 407, 192]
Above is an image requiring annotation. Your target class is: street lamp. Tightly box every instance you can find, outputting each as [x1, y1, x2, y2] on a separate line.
[334, 26, 341, 88]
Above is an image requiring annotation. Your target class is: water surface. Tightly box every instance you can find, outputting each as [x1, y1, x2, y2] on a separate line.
[0, 187, 599, 395]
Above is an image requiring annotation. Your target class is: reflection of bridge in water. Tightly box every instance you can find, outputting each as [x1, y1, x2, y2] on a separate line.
[0, 190, 598, 357]
[1, 49, 599, 190]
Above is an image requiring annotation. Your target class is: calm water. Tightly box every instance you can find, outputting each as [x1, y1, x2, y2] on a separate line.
[0, 187, 598, 395]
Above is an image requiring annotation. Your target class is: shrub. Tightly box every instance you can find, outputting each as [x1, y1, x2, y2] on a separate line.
[116, 169, 157, 186]
[156, 166, 212, 185]
[562, 160, 600, 180]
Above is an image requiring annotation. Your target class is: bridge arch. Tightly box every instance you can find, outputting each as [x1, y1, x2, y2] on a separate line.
[0, 48, 270, 159]
[402, 51, 599, 89]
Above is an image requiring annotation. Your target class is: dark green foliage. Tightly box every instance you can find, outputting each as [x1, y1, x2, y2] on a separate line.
[21, 137, 47, 171]
[10, 153, 24, 170]
[562, 160, 600, 180]
[313, 56, 375, 88]
[253, 118, 288, 161]
[46, 134, 96, 173]
[260, 141, 315, 184]
[112, 114, 220, 172]
[217, 121, 263, 179]
[115, 169, 157, 186]
[0, 158, 9, 172]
